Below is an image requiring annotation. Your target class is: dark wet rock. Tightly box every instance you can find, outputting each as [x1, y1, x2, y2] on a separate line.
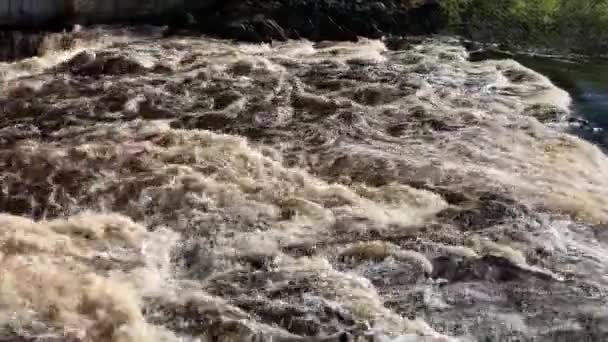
[545, 329, 608, 342]
[350, 86, 403, 106]
[0, 31, 74, 62]
[431, 187, 471, 205]
[86, 1, 448, 43]
[1, 1, 448, 44]
[144, 296, 255, 337]
[146, 292, 357, 342]
[137, 99, 176, 119]
[0, 31, 43, 61]
[222, 17, 289, 43]
[172, 113, 235, 131]
[213, 91, 243, 110]
[386, 123, 409, 137]
[567, 116, 593, 130]
[8, 0, 447, 46]
[69, 53, 147, 76]
[437, 192, 530, 231]
[204, 269, 367, 337]
[502, 68, 538, 84]
[65, 50, 96, 67]
[56, 50, 148, 77]
[97, 89, 130, 112]
[424, 118, 462, 132]
[238, 254, 276, 270]
[237, 298, 356, 337]
[387, 111, 466, 136]
[335, 111, 366, 126]
[431, 255, 465, 280]
[282, 243, 319, 258]
[431, 255, 554, 283]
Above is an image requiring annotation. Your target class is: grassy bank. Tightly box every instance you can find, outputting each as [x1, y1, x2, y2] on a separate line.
[441, 0, 608, 55]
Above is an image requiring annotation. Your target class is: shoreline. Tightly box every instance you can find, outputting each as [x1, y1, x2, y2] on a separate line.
[0, 0, 445, 41]
[1, 0, 606, 58]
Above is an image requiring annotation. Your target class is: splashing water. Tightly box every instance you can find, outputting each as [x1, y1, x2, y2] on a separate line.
[1, 28, 608, 341]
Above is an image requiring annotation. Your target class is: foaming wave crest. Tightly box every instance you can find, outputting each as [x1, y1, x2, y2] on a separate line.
[0, 212, 179, 341]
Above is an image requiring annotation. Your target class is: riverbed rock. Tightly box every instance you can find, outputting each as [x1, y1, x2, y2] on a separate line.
[431, 255, 555, 283]
[0, 30, 77, 62]
[192, 0, 446, 42]
[0, 0, 447, 53]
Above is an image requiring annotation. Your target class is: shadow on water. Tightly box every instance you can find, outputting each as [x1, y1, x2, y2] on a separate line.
[469, 48, 608, 149]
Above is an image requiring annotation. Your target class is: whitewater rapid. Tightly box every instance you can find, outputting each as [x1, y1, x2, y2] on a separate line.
[1, 27, 608, 341]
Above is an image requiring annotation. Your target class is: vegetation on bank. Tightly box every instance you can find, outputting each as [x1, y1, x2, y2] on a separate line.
[440, 0, 608, 54]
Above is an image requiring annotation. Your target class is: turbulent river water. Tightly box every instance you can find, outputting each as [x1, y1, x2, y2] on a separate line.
[470, 48, 608, 150]
[2, 26, 608, 342]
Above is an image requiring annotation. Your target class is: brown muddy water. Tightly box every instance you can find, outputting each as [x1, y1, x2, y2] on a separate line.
[1, 26, 608, 342]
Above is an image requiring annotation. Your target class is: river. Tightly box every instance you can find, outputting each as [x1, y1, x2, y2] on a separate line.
[2, 29, 608, 341]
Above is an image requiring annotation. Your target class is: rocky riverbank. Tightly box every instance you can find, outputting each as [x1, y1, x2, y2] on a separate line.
[182, 0, 445, 42]
[0, 0, 446, 62]
[1, 0, 446, 41]
[2, 0, 607, 62]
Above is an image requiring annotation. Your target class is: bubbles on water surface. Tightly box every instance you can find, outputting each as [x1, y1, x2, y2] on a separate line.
[1, 28, 608, 341]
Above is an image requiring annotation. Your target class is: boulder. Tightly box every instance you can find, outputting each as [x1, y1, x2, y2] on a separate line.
[187, 0, 447, 42]
[0, 1, 448, 47]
